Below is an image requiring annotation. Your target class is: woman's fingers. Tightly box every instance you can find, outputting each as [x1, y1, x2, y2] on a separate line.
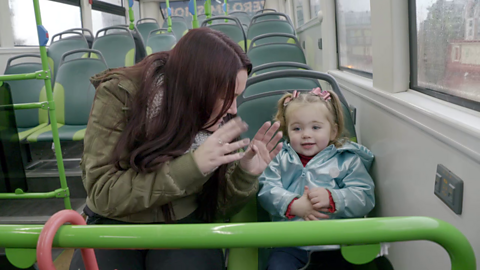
[219, 151, 246, 164]
[222, 138, 250, 154]
[215, 117, 248, 143]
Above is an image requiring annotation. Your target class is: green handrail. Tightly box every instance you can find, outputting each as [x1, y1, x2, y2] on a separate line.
[0, 217, 476, 269]
[192, 0, 199, 28]
[128, 0, 135, 30]
[166, 0, 173, 33]
[205, 0, 212, 19]
[0, 0, 71, 209]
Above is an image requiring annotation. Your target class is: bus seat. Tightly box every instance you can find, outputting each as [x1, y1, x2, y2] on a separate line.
[114, 24, 148, 64]
[48, 31, 89, 84]
[136, 18, 160, 43]
[233, 72, 358, 269]
[247, 35, 306, 68]
[251, 12, 294, 25]
[250, 62, 312, 76]
[92, 26, 136, 68]
[248, 33, 300, 48]
[201, 16, 247, 52]
[230, 11, 251, 28]
[244, 77, 320, 98]
[65, 28, 94, 48]
[247, 15, 295, 49]
[171, 21, 189, 40]
[3, 55, 49, 141]
[146, 29, 177, 55]
[162, 17, 189, 40]
[238, 70, 357, 149]
[27, 50, 108, 142]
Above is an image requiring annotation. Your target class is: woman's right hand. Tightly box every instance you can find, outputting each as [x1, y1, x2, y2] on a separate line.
[193, 117, 251, 175]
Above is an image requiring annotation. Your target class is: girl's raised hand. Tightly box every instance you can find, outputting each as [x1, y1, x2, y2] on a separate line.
[193, 117, 251, 175]
[239, 121, 283, 176]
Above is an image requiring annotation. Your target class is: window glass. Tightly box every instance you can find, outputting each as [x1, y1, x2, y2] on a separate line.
[97, 0, 122, 6]
[132, 0, 140, 23]
[310, 0, 320, 18]
[92, 10, 126, 34]
[336, 0, 372, 74]
[295, 0, 304, 26]
[414, 0, 480, 104]
[9, 0, 82, 46]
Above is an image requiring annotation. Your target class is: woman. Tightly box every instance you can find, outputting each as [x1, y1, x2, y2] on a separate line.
[69, 28, 283, 269]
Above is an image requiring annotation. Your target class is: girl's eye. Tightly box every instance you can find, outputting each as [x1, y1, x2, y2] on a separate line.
[313, 126, 321, 130]
[292, 127, 300, 131]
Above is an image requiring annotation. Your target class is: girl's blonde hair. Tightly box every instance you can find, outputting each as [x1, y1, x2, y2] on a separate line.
[275, 89, 347, 147]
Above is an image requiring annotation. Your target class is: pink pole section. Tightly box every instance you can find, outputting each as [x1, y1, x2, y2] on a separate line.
[36, 210, 99, 270]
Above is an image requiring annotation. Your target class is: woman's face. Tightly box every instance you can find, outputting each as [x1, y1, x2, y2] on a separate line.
[205, 70, 248, 132]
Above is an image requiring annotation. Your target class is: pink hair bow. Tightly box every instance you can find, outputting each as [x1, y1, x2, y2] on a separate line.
[311, 87, 331, 101]
[283, 90, 300, 106]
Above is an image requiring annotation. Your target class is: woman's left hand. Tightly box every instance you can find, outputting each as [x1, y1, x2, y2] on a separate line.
[240, 121, 283, 175]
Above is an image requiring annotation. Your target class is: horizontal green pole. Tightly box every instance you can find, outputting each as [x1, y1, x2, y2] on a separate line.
[0, 217, 475, 269]
[0, 73, 37, 81]
[13, 101, 48, 110]
[0, 189, 64, 199]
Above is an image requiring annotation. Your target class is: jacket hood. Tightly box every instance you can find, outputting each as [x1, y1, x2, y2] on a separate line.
[90, 68, 141, 93]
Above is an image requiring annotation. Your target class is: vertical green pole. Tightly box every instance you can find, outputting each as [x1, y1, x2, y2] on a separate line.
[32, 0, 71, 210]
[166, 0, 172, 33]
[224, 0, 228, 16]
[205, 0, 211, 19]
[192, 0, 199, 28]
[128, 0, 135, 30]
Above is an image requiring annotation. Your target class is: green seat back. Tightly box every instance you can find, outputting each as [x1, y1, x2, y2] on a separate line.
[137, 21, 160, 42]
[244, 78, 319, 98]
[47, 32, 89, 84]
[3, 58, 47, 129]
[248, 43, 306, 67]
[247, 21, 295, 47]
[251, 62, 312, 76]
[209, 24, 246, 51]
[54, 51, 108, 125]
[254, 14, 281, 22]
[230, 12, 251, 27]
[146, 32, 177, 54]
[92, 27, 136, 68]
[171, 21, 189, 40]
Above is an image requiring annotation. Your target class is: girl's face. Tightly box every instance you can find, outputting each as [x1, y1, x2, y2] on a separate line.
[286, 102, 338, 157]
[205, 70, 248, 132]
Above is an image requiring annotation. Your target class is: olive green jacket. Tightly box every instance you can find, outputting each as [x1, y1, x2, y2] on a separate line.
[81, 70, 258, 223]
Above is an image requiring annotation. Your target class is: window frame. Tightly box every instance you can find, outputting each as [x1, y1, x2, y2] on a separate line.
[334, 0, 373, 79]
[92, 0, 126, 17]
[408, 0, 480, 112]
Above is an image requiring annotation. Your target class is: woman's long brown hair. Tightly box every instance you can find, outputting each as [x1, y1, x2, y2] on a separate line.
[100, 28, 251, 223]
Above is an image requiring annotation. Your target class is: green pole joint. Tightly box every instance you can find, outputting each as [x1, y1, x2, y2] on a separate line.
[55, 188, 70, 198]
[14, 189, 24, 195]
[192, 0, 199, 28]
[35, 70, 50, 80]
[45, 100, 55, 111]
[129, 8, 135, 30]
[205, 0, 211, 19]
